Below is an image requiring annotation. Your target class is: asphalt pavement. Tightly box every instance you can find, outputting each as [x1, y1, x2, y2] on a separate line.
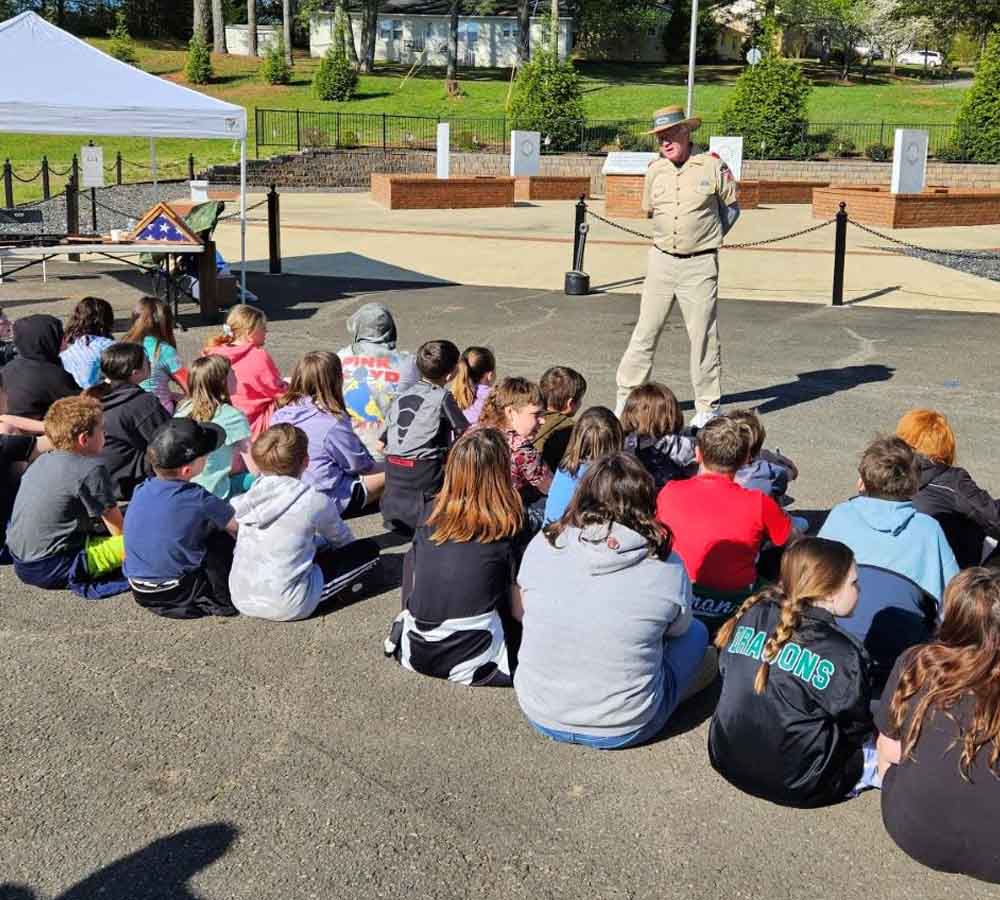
[2, 264, 1000, 900]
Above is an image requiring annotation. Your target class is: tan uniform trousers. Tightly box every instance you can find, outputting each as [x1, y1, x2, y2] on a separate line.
[615, 247, 722, 416]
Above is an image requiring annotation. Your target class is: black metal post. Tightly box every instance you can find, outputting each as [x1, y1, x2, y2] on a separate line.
[571, 195, 586, 269]
[267, 184, 281, 275]
[382, 113, 387, 152]
[336, 111, 341, 149]
[41, 155, 50, 200]
[295, 109, 301, 152]
[67, 163, 80, 261]
[188, 154, 195, 180]
[565, 196, 590, 296]
[2, 159, 12, 208]
[116, 151, 122, 185]
[832, 202, 847, 306]
[90, 187, 98, 233]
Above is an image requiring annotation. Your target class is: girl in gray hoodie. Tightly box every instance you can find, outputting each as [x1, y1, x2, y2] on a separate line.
[229, 424, 379, 622]
[514, 452, 714, 749]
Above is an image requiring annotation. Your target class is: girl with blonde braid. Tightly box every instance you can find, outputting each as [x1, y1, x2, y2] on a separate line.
[708, 537, 879, 807]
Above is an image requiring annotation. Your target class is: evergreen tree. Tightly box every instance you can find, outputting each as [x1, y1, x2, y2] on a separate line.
[953, 28, 1000, 161]
[314, 18, 358, 101]
[719, 20, 812, 158]
[107, 10, 139, 66]
[261, 36, 293, 83]
[185, 30, 214, 84]
[508, 38, 585, 151]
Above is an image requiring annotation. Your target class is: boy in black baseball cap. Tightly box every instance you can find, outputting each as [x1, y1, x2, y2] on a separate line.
[123, 418, 240, 619]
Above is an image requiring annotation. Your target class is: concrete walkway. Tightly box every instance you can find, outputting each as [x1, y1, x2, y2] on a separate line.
[213, 191, 1000, 314]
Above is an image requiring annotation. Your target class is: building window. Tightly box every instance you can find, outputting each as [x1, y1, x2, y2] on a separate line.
[501, 21, 519, 39]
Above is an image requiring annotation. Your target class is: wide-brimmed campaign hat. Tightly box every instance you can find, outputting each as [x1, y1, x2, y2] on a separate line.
[646, 105, 702, 135]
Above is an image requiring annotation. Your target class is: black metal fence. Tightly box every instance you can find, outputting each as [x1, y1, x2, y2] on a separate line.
[3, 152, 198, 209]
[255, 107, 967, 161]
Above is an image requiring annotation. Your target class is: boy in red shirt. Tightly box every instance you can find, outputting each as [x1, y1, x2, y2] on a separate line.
[656, 415, 793, 634]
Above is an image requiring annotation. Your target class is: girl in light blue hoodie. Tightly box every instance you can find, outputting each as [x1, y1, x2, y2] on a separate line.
[272, 351, 384, 516]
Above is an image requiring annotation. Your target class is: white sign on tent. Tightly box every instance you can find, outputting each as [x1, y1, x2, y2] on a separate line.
[709, 136, 743, 182]
[891, 129, 928, 195]
[80, 144, 104, 188]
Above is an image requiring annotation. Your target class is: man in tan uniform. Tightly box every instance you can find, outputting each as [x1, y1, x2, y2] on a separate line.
[615, 105, 740, 426]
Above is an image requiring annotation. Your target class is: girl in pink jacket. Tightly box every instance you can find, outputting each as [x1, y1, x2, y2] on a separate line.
[204, 305, 286, 439]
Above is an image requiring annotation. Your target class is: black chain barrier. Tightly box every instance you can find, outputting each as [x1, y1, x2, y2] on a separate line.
[846, 218, 1000, 260]
[47, 164, 73, 177]
[11, 168, 43, 183]
[582, 202, 837, 251]
[219, 198, 269, 220]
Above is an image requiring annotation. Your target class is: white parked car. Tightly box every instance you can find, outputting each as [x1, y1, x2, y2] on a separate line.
[898, 49, 943, 67]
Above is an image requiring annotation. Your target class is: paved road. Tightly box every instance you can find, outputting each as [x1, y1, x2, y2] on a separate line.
[3, 267, 999, 899]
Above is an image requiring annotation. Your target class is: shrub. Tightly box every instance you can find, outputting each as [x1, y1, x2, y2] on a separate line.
[953, 28, 1000, 162]
[719, 20, 811, 160]
[827, 135, 856, 157]
[301, 127, 329, 148]
[107, 11, 139, 67]
[261, 38, 292, 85]
[339, 129, 360, 148]
[185, 31, 213, 84]
[314, 28, 358, 101]
[865, 142, 892, 161]
[935, 142, 968, 162]
[508, 44, 585, 152]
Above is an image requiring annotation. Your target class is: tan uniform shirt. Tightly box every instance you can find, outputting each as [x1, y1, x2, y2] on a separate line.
[641, 152, 738, 255]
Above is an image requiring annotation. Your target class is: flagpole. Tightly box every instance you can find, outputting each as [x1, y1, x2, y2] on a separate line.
[686, 0, 699, 118]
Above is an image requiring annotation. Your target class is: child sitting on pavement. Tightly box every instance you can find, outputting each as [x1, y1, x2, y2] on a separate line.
[174, 355, 256, 500]
[450, 346, 496, 425]
[0, 372, 52, 558]
[60, 296, 116, 390]
[477, 377, 553, 533]
[86, 342, 170, 501]
[123, 418, 239, 619]
[621, 383, 697, 490]
[205, 305, 287, 439]
[6, 396, 128, 599]
[543, 406, 623, 525]
[272, 351, 384, 516]
[229, 423, 380, 622]
[656, 415, 794, 636]
[729, 409, 799, 503]
[380, 340, 469, 533]
[532, 366, 587, 474]
[709, 537, 878, 807]
[2, 314, 80, 420]
[123, 297, 188, 413]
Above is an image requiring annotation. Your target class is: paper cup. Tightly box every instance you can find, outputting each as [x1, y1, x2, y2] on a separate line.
[110, 228, 123, 242]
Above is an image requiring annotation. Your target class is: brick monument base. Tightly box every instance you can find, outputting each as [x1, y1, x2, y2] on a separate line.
[605, 174, 762, 217]
[514, 175, 590, 202]
[812, 185, 1000, 228]
[371, 174, 515, 210]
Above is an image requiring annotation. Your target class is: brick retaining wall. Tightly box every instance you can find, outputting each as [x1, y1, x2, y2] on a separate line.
[206, 150, 1000, 197]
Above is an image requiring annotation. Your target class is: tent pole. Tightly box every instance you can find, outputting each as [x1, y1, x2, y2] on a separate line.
[240, 138, 247, 301]
[150, 138, 157, 189]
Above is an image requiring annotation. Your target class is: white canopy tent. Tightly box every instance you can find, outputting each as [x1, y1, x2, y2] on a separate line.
[0, 10, 249, 296]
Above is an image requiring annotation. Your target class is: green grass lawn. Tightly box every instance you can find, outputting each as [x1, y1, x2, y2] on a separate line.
[1, 39, 969, 204]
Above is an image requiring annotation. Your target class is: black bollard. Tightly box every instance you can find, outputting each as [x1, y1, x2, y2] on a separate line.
[267, 184, 282, 275]
[2, 159, 12, 208]
[831, 201, 847, 306]
[564, 221, 590, 296]
[571, 194, 586, 270]
[41, 155, 50, 200]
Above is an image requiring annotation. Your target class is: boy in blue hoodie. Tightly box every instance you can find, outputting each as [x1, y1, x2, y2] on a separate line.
[819, 436, 958, 677]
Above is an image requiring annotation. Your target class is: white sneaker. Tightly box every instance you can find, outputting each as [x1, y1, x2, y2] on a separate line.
[691, 408, 721, 429]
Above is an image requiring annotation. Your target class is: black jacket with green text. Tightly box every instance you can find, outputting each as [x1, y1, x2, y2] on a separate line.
[708, 598, 874, 808]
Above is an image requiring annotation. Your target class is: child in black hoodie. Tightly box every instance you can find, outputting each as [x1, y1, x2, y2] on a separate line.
[85, 343, 170, 501]
[3, 314, 79, 419]
[709, 537, 877, 808]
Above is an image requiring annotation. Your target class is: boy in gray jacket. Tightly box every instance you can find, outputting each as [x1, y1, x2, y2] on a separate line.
[229, 423, 379, 621]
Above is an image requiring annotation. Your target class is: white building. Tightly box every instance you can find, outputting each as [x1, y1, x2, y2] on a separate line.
[224, 24, 281, 56]
[310, 11, 573, 67]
